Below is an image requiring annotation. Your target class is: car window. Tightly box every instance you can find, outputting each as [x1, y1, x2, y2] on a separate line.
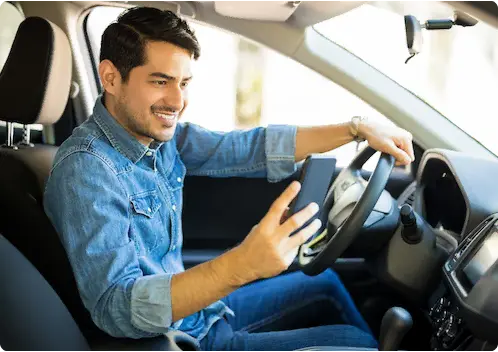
[0, 2, 43, 132]
[314, 1, 498, 156]
[85, 6, 398, 171]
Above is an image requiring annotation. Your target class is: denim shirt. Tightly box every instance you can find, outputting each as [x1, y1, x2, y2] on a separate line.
[43, 97, 297, 341]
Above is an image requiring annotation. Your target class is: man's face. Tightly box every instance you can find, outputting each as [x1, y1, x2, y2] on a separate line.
[103, 41, 193, 145]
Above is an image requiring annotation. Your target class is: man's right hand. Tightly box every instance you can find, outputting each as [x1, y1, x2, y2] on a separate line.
[235, 181, 322, 283]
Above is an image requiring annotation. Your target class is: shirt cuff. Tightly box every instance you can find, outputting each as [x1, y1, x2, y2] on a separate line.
[265, 125, 297, 183]
[130, 273, 183, 333]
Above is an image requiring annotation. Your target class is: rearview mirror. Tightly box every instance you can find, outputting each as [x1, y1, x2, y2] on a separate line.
[403, 12, 477, 64]
[404, 15, 423, 63]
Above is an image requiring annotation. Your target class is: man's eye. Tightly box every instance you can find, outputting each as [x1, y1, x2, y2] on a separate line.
[153, 80, 167, 86]
[181, 81, 189, 88]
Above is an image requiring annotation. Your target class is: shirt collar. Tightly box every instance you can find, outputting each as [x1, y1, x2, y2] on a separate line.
[93, 95, 163, 163]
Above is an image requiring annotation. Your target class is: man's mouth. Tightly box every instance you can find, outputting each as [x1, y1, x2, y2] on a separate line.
[153, 112, 177, 122]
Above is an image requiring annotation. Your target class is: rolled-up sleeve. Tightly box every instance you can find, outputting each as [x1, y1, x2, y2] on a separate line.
[131, 273, 185, 333]
[175, 122, 297, 182]
[44, 152, 176, 339]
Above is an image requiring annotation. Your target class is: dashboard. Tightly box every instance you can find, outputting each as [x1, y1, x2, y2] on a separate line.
[412, 149, 498, 242]
[430, 214, 498, 349]
[396, 149, 498, 349]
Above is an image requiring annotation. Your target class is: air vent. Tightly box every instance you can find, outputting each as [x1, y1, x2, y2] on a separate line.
[406, 191, 416, 206]
[398, 181, 417, 207]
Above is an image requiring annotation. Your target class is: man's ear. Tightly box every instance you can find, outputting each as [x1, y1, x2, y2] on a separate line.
[99, 60, 121, 96]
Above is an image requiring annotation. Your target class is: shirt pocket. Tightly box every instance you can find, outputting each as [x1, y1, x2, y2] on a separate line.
[130, 190, 165, 252]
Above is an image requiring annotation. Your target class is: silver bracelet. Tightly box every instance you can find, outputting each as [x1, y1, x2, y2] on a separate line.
[349, 116, 367, 142]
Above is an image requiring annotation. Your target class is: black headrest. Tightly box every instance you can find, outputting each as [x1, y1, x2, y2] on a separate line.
[0, 16, 72, 125]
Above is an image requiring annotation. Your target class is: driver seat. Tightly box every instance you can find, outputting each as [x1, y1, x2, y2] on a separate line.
[0, 15, 393, 352]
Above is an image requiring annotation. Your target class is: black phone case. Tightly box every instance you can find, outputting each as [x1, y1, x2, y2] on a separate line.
[289, 154, 337, 234]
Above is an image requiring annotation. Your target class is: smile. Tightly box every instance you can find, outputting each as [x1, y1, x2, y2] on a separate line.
[153, 112, 177, 121]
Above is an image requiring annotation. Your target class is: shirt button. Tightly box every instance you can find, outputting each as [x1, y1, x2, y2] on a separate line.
[172, 205, 176, 211]
[146, 151, 153, 157]
[147, 207, 151, 213]
[172, 245, 177, 251]
[177, 177, 182, 183]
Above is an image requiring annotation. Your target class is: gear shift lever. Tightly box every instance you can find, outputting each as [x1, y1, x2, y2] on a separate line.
[379, 307, 413, 351]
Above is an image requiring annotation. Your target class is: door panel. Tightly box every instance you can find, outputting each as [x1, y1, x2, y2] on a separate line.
[182, 172, 298, 252]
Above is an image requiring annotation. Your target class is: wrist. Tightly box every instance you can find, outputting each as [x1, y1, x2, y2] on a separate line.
[350, 116, 368, 142]
[222, 246, 256, 288]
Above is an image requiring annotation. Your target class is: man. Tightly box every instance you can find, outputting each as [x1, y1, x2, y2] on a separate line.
[44, 7, 415, 351]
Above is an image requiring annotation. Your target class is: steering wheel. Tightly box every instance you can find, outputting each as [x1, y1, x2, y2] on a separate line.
[298, 146, 395, 276]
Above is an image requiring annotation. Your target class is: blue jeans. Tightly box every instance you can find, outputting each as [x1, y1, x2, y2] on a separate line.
[199, 269, 378, 350]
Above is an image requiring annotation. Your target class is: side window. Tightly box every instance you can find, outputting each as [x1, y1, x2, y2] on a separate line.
[0, 2, 43, 133]
[0, 2, 23, 70]
[85, 6, 394, 170]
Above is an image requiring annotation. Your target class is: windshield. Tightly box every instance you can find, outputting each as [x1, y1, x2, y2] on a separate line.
[315, 1, 498, 155]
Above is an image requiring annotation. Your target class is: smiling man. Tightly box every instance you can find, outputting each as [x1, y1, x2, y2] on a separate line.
[44, 6, 414, 351]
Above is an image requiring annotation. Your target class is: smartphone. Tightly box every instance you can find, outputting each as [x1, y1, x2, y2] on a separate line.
[288, 154, 337, 235]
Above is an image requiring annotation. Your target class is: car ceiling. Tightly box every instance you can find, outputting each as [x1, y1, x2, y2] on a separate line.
[207, 1, 498, 29]
[71, 1, 498, 30]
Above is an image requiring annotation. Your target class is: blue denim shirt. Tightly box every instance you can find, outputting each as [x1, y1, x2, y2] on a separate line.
[43, 96, 297, 341]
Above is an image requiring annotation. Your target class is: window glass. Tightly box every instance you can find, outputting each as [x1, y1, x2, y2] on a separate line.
[0, 2, 24, 71]
[315, 1, 498, 156]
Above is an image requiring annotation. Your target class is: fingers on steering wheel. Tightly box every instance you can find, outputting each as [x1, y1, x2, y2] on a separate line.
[286, 218, 322, 250]
[402, 134, 415, 162]
[389, 140, 411, 166]
[394, 134, 414, 165]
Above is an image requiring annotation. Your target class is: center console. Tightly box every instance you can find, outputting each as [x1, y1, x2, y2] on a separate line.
[429, 214, 498, 350]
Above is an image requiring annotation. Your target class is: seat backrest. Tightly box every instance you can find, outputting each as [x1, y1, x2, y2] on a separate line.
[0, 235, 90, 351]
[0, 16, 108, 342]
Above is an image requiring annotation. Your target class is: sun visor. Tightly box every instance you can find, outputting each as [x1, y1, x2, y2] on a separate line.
[214, 1, 301, 21]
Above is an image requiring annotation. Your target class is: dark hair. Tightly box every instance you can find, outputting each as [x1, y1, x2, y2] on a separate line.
[99, 7, 201, 82]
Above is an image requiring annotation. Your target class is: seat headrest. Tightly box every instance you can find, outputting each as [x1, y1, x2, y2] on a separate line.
[0, 17, 72, 126]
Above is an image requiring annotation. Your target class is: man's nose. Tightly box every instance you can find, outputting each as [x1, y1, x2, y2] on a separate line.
[163, 85, 184, 112]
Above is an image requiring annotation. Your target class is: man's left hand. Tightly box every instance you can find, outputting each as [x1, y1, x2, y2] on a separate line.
[358, 120, 415, 166]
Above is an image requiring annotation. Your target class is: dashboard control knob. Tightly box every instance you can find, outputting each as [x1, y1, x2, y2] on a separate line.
[401, 204, 416, 225]
[400, 204, 422, 244]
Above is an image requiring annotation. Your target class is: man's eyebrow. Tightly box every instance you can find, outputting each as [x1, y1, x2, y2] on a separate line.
[149, 72, 193, 81]
[149, 72, 175, 80]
